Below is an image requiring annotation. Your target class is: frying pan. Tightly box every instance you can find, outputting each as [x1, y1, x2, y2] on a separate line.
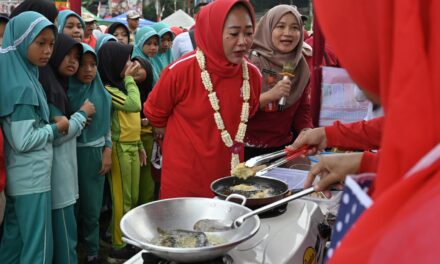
[211, 176, 290, 208]
[121, 197, 260, 263]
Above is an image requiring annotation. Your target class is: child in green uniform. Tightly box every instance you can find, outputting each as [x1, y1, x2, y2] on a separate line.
[0, 11, 69, 263]
[151, 22, 175, 71]
[97, 41, 146, 262]
[95, 33, 117, 52]
[39, 33, 96, 264]
[133, 26, 162, 201]
[131, 56, 155, 204]
[68, 43, 112, 263]
[133, 26, 161, 85]
[57, 10, 84, 42]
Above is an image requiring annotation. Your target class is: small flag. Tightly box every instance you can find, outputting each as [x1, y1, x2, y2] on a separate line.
[325, 173, 375, 262]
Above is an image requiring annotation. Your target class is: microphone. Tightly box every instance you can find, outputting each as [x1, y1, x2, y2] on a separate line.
[278, 62, 295, 112]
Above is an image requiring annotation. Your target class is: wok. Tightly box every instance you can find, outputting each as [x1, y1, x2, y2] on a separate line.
[211, 176, 290, 208]
[120, 197, 260, 263]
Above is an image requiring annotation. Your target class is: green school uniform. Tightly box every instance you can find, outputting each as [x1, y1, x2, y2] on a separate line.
[106, 76, 143, 248]
[67, 43, 112, 257]
[151, 22, 175, 71]
[132, 26, 161, 85]
[0, 11, 58, 264]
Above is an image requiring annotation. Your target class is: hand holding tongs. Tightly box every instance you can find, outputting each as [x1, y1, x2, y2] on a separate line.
[244, 145, 310, 176]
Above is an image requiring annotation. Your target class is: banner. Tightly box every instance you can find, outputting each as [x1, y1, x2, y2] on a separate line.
[0, 0, 21, 14]
[319, 66, 371, 126]
[110, 0, 142, 16]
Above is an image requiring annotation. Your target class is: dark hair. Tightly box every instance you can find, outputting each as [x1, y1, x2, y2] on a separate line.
[131, 56, 153, 116]
[107, 22, 131, 43]
[194, 3, 208, 14]
[10, 0, 58, 23]
[0, 13, 9, 23]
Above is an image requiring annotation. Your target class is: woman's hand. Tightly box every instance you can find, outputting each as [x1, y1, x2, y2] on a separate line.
[80, 99, 96, 117]
[139, 149, 147, 167]
[99, 147, 112, 175]
[53, 116, 69, 135]
[304, 152, 363, 197]
[287, 127, 327, 156]
[268, 79, 291, 101]
[154, 127, 166, 141]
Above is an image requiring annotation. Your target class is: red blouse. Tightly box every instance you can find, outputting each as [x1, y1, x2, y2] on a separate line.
[245, 83, 312, 148]
[325, 116, 383, 151]
[144, 55, 261, 198]
[82, 34, 96, 50]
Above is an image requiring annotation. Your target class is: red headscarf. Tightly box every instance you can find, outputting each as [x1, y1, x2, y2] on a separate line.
[315, 0, 440, 262]
[195, 0, 255, 78]
[315, 0, 440, 197]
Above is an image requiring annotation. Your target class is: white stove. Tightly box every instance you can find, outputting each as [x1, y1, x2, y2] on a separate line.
[125, 199, 328, 264]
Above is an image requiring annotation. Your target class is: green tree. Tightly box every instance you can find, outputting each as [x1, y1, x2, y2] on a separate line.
[143, 0, 194, 22]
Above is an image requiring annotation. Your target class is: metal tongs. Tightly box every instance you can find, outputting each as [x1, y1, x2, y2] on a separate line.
[245, 145, 309, 176]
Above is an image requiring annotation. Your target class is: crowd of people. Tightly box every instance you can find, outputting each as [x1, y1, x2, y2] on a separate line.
[0, 0, 438, 263]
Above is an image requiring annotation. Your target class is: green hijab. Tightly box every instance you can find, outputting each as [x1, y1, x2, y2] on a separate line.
[68, 43, 112, 143]
[57, 10, 85, 33]
[95, 33, 117, 53]
[0, 11, 56, 121]
[132, 26, 161, 85]
[151, 22, 175, 71]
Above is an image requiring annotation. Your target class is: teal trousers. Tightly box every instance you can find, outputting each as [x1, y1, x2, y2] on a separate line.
[0, 192, 53, 264]
[77, 147, 105, 257]
[53, 204, 77, 264]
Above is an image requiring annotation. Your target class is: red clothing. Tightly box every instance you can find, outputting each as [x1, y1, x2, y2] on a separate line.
[0, 129, 5, 192]
[303, 29, 310, 40]
[325, 116, 383, 150]
[316, 0, 440, 197]
[359, 151, 379, 173]
[326, 117, 384, 175]
[245, 83, 312, 148]
[170, 26, 184, 36]
[245, 6, 312, 149]
[144, 0, 260, 199]
[305, 36, 340, 69]
[144, 56, 261, 199]
[83, 34, 96, 50]
[315, 0, 440, 262]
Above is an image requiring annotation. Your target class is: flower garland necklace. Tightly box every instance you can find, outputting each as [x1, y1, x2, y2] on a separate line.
[195, 49, 250, 172]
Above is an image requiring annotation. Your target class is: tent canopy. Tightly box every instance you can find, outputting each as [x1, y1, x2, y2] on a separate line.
[161, 9, 195, 29]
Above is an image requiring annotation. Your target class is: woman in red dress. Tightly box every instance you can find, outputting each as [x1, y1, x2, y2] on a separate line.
[144, 0, 262, 199]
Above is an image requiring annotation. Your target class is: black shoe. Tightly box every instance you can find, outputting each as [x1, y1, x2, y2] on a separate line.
[107, 247, 136, 263]
[99, 231, 112, 248]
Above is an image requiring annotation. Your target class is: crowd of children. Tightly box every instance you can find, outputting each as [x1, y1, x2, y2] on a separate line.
[0, 0, 178, 262]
